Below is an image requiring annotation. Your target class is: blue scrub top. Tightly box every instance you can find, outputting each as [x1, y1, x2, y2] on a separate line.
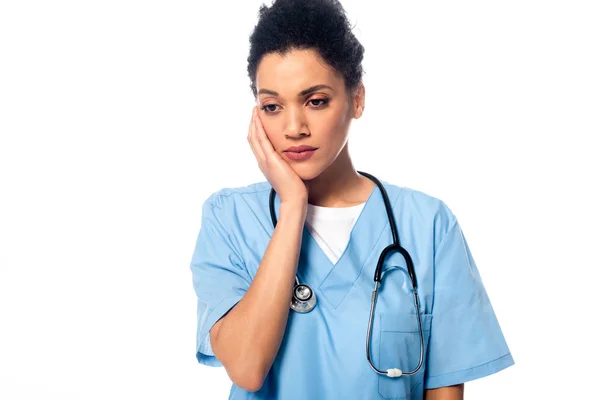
[190, 180, 514, 400]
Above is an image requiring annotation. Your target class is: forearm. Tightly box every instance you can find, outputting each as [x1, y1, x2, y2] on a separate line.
[211, 201, 307, 391]
[425, 384, 464, 400]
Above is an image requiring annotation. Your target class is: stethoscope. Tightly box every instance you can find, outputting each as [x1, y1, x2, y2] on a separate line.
[268, 171, 425, 378]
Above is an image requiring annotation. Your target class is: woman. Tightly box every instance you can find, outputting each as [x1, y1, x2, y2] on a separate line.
[190, 0, 514, 398]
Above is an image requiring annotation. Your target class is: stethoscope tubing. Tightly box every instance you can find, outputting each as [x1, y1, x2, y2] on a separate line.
[268, 171, 425, 377]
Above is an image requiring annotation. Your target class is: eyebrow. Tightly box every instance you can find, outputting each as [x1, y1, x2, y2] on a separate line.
[258, 84, 334, 97]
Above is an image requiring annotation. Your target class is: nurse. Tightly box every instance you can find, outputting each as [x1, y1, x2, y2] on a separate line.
[189, 0, 514, 399]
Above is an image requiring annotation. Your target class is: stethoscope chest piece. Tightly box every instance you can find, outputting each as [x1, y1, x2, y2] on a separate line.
[269, 172, 424, 377]
[290, 283, 317, 313]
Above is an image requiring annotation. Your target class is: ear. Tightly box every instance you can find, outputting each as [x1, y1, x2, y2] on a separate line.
[351, 82, 366, 119]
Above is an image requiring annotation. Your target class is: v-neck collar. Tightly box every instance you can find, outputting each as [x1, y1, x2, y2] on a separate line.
[272, 180, 399, 309]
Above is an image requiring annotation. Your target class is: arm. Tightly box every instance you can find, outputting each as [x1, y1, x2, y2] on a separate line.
[425, 384, 464, 400]
[210, 200, 307, 392]
[424, 209, 513, 390]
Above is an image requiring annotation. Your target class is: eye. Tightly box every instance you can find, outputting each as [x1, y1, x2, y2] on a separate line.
[259, 98, 330, 115]
[309, 98, 329, 108]
[260, 104, 279, 113]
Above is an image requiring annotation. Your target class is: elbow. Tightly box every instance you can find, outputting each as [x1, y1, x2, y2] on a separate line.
[237, 376, 266, 393]
[226, 363, 268, 392]
[210, 323, 269, 392]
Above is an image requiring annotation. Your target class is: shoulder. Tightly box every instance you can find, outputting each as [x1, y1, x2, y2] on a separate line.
[203, 180, 271, 210]
[381, 179, 458, 239]
[200, 180, 272, 231]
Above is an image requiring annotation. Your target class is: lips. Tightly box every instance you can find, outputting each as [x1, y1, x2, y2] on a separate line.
[284, 145, 317, 153]
[283, 148, 316, 161]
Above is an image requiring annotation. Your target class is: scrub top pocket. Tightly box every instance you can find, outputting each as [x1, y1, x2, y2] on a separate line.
[377, 312, 433, 400]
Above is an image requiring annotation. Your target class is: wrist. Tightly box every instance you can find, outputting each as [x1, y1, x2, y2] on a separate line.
[279, 200, 308, 220]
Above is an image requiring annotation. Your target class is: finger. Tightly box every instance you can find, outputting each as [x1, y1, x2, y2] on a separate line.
[254, 108, 277, 158]
[247, 108, 260, 160]
[251, 107, 267, 162]
[248, 107, 266, 163]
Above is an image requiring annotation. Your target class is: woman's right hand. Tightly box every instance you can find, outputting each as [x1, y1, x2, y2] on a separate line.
[248, 106, 308, 204]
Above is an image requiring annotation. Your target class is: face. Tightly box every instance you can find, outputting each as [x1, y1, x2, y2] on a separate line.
[255, 48, 364, 181]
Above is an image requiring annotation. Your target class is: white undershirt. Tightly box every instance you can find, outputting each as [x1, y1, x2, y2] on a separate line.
[305, 202, 366, 264]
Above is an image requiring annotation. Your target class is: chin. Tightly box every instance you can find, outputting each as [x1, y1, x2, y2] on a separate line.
[292, 165, 324, 182]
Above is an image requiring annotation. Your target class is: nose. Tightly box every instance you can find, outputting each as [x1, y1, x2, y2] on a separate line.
[284, 107, 310, 139]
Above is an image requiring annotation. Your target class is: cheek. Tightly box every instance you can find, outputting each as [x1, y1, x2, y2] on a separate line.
[260, 121, 279, 144]
[319, 113, 349, 141]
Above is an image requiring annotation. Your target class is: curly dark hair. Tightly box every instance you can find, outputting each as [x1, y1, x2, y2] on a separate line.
[247, 0, 365, 100]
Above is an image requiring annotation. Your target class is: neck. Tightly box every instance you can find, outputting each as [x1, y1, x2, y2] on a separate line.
[305, 143, 375, 207]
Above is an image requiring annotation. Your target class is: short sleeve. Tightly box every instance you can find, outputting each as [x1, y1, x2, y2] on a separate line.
[189, 194, 251, 367]
[424, 213, 514, 389]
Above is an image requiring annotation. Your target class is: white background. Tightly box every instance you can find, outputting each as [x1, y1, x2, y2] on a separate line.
[1, 0, 598, 399]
